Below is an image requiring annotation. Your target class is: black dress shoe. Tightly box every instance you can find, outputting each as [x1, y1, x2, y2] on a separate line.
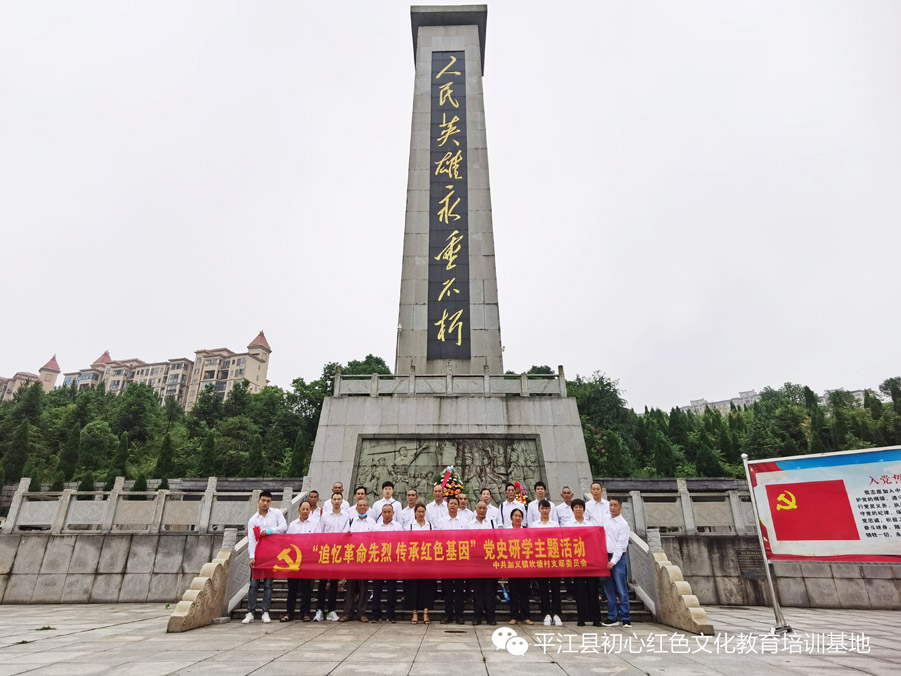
[472, 619, 482, 625]
[592, 621, 602, 627]
[440, 616, 454, 624]
[487, 620, 497, 625]
[577, 621, 586, 627]
[455, 619, 465, 625]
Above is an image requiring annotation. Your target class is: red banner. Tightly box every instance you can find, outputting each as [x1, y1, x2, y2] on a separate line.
[251, 527, 609, 580]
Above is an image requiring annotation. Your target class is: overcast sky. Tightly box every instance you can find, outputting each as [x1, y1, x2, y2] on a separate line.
[2, 1, 899, 411]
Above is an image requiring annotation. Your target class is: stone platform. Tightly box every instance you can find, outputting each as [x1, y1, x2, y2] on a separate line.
[0, 603, 898, 675]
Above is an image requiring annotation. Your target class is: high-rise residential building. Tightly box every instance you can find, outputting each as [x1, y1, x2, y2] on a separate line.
[681, 390, 761, 415]
[0, 356, 60, 401]
[61, 331, 272, 409]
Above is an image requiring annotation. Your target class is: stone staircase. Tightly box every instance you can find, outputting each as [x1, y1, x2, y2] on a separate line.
[232, 578, 653, 623]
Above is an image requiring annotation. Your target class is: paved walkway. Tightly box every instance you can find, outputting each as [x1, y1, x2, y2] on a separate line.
[0, 604, 898, 676]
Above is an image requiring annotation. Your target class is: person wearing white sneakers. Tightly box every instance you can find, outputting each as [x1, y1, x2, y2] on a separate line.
[530, 499, 563, 627]
[601, 498, 632, 629]
[313, 491, 348, 622]
[242, 490, 287, 624]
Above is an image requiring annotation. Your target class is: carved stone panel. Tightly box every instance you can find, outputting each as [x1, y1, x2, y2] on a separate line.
[352, 437, 544, 505]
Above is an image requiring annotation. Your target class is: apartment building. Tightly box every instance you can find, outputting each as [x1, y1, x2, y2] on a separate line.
[681, 390, 761, 415]
[0, 356, 60, 401]
[61, 331, 272, 409]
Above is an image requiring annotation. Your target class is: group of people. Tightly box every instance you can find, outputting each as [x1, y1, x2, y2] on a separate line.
[243, 479, 632, 629]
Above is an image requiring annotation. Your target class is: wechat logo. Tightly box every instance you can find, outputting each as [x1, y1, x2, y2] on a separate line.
[491, 627, 529, 656]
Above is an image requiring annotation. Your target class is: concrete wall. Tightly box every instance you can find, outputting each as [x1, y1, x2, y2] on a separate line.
[0, 533, 222, 604]
[662, 534, 901, 609]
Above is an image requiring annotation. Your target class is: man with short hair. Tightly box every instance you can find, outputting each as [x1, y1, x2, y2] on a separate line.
[282, 500, 317, 622]
[340, 499, 376, 622]
[399, 488, 419, 526]
[457, 492, 474, 522]
[346, 486, 367, 517]
[370, 481, 401, 521]
[371, 504, 403, 622]
[586, 480, 610, 526]
[601, 498, 632, 628]
[314, 491, 348, 621]
[307, 490, 323, 523]
[556, 486, 575, 526]
[332, 481, 350, 513]
[527, 482, 559, 525]
[426, 483, 448, 528]
[242, 490, 287, 624]
[438, 496, 468, 624]
[479, 488, 500, 522]
[467, 501, 497, 625]
[498, 483, 525, 527]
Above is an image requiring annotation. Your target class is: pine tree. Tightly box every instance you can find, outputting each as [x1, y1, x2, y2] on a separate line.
[288, 429, 311, 477]
[598, 430, 634, 477]
[111, 432, 129, 478]
[244, 434, 265, 476]
[50, 470, 65, 491]
[156, 433, 174, 479]
[695, 439, 723, 477]
[159, 477, 169, 490]
[198, 431, 217, 477]
[76, 471, 95, 498]
[26, 460, 43, 492]
[653, 432, 678, 477]
[131, 473, 148, 500]
[58, 424, 81, 481]
[3, 420, 31, 484]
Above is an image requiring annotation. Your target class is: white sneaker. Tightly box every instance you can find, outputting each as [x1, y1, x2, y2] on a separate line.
[261, 612, 271, 624]
[543, 614, 552, 626]
[313, 610, 324, 622]
[327, 611, 339, 622]
[601, 620, 621, 627]
[241, 612, 254, 624]
[553, 615, 563, 627]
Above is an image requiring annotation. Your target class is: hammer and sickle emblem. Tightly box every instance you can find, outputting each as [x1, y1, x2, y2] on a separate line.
[273, 545, 302, 571]
[776, 490, 797, 511]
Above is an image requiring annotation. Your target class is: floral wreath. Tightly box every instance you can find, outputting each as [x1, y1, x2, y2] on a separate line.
[512, 481, 529, 506]
[433, 465, 465, 499]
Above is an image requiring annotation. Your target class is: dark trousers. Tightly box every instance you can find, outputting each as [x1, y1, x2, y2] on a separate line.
[343, 579, 369, 619]
[537, 577, 562, 617]
[471, 578, 497, 622]
[442, 578, 464, 619]
[285, 578, 312, 619]
[317, 578, 338, 612]
[573, 576, 600, 623]
[371, 579, 397, 620]
[508, 577, 531, 621]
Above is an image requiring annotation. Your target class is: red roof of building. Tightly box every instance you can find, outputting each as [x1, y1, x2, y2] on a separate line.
[41, 355, 61, 372]
[248, 330, 271, 350]
[92, 350, 112, 365]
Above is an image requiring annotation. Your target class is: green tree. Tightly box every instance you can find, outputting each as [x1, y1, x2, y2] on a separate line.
[156, 433, 175, 479]
[50, 470, 65, 491]
[288, 429, 311, 477]
[25, 458, 43, 492]
[344, 354, 391, 375]
[76, 470, 96, 497]
[597, 430, 634, 477]
[58, 424, 81, 481]
[652, 431, 678, 477]
[109, 383, 161, 442]
[695, 438, 723, 477]
[162, 395, 184, 434]
[78, 420, 117, 472]
[223, 380, 252, 418]
[198, 431, 217, 477]
[244, 434, 265, 476]
[878, 377, 901, 403]
[3, 420, 31, 484]
[11, 382, 44, 425]
[186, 385, 224, 437]
[527, 365, 554, 375]
[131, 473, 148, 500]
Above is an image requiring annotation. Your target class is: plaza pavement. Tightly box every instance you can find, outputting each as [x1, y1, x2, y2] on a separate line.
[0, 603, 898, 676]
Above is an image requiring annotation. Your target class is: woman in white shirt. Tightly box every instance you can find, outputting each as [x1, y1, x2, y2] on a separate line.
[566, 498, 600, 627]
[530, 499, 563, 626]
[405, 503, 435, 624]
[506, 509, 533, 625]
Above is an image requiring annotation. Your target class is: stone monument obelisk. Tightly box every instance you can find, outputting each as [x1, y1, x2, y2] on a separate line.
[307, 5, 593, 504]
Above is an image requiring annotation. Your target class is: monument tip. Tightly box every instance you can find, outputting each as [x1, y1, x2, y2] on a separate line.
[411, 5, 488, 74]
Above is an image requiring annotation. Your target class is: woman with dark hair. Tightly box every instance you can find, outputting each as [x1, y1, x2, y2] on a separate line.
[405, 502, 435, 624]
[566, 498, 601, 626]
[530, 499, 563, 626]
[506, 508, 533, 625]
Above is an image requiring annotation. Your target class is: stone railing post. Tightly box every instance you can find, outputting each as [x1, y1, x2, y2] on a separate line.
[520, 373, 530, 397]
[370, 373, 379, 397]
[677, 479, 697, 535]
[557, 365, 567, 396]
[222, 527, 238, 551]
[408, 364, 416, 396]
[100, 477, 126, 533]
[728, 489, 750, 535]
[152, 489, 169, 532]
[198, 477, 217, 533]
[630, 489, 647, 537]
[281, 486, 293, 512]
[51, 488, 76, 534]
[333, 366, 342, 396]
[1, 477, 32, 534]
[483, 363, 490, 395]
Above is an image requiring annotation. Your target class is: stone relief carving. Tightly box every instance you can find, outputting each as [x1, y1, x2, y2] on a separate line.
[353, 438, 544, 504]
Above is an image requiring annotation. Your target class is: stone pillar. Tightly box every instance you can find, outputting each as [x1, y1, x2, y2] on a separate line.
[728, 490, 750, 535]
[198, 477, 217, 533]
[520, 373, 530, 397]
[1, 478, 32, 534]
[370, 373, 379, 397]
[152, 489, 168, 531]
[50, 488, 76, 534]
[281, 486, 294, 512]
[630, 489, 647, 537]
[100, 477, 126, 533]
[222, 527, 238, 551]
[677, 478, 697, 535]
[557, 365, 567, 396]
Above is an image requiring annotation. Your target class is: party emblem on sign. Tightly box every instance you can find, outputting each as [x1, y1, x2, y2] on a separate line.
[775, 490, 797, 511]
[273, 545, 302, 571]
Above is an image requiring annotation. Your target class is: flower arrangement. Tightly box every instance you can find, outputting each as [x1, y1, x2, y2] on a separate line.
[434, 465, 465, 499]
[513, 481, 529, 506]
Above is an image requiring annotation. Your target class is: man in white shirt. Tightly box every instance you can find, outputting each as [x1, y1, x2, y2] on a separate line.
[426, 483, 448, 528]
[314, 492, 348, 621]
[282, 499, 317, 621]
[438, 496, 468, 624]
[479, 488, 500, 522]
[467, 501, 497, 625]
[370, 481, 401, 521]
[457, 492, 474, 522]
[498, 483, 525, 527]
[398, 488, 419, 526]
[526, 482, 559, 525]
[345, 486, 367, 518]
[332, 481, 350, 513]
[307, 490, 324, 524]
[556, 486, 576, 526]
[600, 498, 632, 628]
[340, 499, 376, 622]
[243, 490, 287, 624]
[371, 504, 403, 622]
[586, 480, 610, 526]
